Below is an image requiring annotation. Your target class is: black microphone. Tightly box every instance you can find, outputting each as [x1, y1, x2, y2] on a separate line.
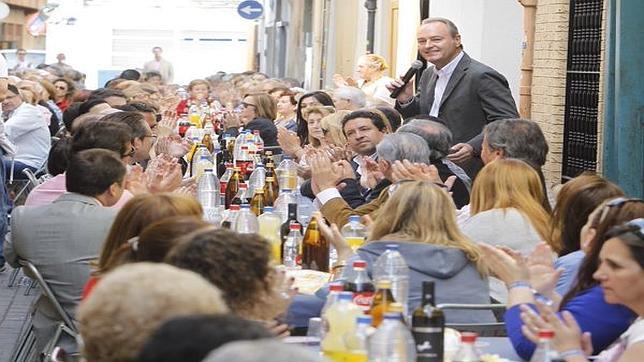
[389, 60, 424, 99]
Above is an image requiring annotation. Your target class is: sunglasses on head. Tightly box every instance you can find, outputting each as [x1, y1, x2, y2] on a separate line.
[606, 218, 644, 241]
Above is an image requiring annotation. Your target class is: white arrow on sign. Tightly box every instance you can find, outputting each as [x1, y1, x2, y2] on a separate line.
[240, 5, 262, 15]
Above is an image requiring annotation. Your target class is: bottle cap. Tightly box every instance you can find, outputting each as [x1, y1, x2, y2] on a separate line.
[266, 177, 275, 181]
[254, 189, 264, 193]
[239, 183, 248, 189]
[348, 215, 361, 222]
[357, 315, 372, 324]
[537, 330, 554, 339]
[233, 167, 241, 171]
[240, 204, 250, 209]
[329, 283, 344, 292]
[385, 244, 399, 251]
[229, 205, 241, 211]
[263, 206, 273, 212]
[253, 130, 260, 134]
[204, 168, 213, 172]
[338, 292, 353, 301]
[376, 279, 392, 289]
[383, 312, 402, 320]
[352, 260, 367, 268]
[282, 188, 292, 192]
[289, 223, 301, 231]
[241, 146, 248, 149]
[461, 332, 478, 343]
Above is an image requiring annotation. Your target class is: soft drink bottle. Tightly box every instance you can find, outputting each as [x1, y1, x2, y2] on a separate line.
[370, 279, 396, 327]
[412, 281, 445, 362]
[231, 183, 250, 205]
[233, 204, 259, 234]
[258, 206, 282, 261]
[252, 130, 264, 154]
[282, 222, 302, 268]
[341, 215, 368, 251]
[197, 168, 221, 221]
[221, 204, 240, 229]
[530, 330, 561, 362]
[368, 310, 417, 362]
[344, 260, 375, 312]
[344, 315, 373, 362]
[248, 163, 267, 192]
[301, 212, 329, 272]
[276, 155, 298, 191]
[321, 292, 363, 361]
[219, 163, 233, 193]
[373, 244, 410, 315]
[188, 104, 201, 127]
[452, 332, 482, 362]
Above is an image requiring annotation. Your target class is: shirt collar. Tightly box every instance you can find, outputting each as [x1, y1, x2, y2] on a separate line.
[434, 51, 464, 77]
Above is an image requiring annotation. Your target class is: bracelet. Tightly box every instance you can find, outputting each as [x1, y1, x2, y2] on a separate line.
[332, 262, 347, 271]
[559, 348, 585, 359]
[508, 281, 532, 290]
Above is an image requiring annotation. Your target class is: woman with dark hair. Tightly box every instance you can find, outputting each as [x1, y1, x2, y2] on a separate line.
[519, 218, 644, 362]
[53, 78, 75, 112]
[550, 174, 624, 294]
[482, 198, 643, 360]
[295, 91, 334, 146]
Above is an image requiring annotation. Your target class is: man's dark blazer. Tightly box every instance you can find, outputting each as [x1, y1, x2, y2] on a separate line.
[396, 52, 519, 155]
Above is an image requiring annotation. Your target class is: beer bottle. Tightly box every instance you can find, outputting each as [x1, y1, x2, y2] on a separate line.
[231, 183, 250, 206]
[411, 281, 444, 362]
[250, 189, 265, 216]
[280, 203, 301, 260]
[201, 132, 214, 153]
[301, 214, 329, 272]
[344, 260, 375, 312]
[263, 176, 279, 206]
[370, 279, 396, 327]
[224, 167, 242, 209]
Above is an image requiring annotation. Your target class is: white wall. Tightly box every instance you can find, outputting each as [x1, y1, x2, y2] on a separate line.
[429, 0, 523, 105]
[46, 1, 253, 88]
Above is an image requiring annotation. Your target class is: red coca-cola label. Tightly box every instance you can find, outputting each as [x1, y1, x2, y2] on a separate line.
[352, 292, 374, 311]
[220, 182, 227, 194]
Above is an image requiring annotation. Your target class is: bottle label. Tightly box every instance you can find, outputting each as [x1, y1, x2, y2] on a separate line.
[412, 328, 443, 362]
[352, 292, 374, 311]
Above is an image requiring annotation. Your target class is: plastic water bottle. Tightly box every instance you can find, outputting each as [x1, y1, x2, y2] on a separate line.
[368, 311, 417, 362]
[252, 130, 264, 154]
[197, 169, 221, 222]
[190, 145, 211, 178]
[273, 188, 298, 222]
[341, 215, 368, 251]
[233, 204, 259, 234]
[276, 155, 298, 191]
[248, 163, 267, 192]
[221, 204, 240, 229]
[529, 330, 561, 362]
[321, 292, 363, 361]
[258, 206, 283, 262]
[321, 282, 345, 317]
[452, 332, 482, 362]
[345, 315, 374, 361]
[282, 222, 302, 268]
[373, 244, 410, 315]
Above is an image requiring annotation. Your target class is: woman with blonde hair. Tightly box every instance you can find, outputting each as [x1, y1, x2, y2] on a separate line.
[320, 109, 350, 147]
[328, 181, 492, 323]
[334, 53, 395, 106]
[461, 158, 552, 301]
[82, 193, 203, 298]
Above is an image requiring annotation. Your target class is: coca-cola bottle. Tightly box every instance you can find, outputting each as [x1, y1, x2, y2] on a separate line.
[344, 260, 375, 312]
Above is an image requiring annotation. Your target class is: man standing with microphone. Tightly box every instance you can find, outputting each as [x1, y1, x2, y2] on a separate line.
[389, 17, 519, 177]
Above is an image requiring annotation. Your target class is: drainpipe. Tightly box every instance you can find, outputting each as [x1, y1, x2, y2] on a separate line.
[364, 0, 377, 53]
[518, 0, 537, 118]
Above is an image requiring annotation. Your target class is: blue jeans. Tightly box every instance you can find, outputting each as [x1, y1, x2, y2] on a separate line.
[3, 158, 37, 181]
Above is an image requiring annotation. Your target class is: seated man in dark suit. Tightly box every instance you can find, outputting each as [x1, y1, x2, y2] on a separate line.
[397, 117, 470, 208]
[3, 149, 126, 350]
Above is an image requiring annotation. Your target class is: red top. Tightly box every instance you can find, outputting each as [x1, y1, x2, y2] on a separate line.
[56, 98, 71, 113]
[81, 276, 99, 300]
[176, 99, 189, 115]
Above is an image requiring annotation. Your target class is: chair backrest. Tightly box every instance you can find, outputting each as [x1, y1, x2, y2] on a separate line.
[437, 303, 507, 337]
[18, 259, 77, 333]
[22, 168, 40, 186]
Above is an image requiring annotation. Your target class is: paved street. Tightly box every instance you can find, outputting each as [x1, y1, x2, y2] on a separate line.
[0, 266, 38, 361]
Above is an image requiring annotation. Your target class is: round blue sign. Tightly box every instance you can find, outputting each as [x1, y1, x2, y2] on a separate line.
[237, 0, 264, 20]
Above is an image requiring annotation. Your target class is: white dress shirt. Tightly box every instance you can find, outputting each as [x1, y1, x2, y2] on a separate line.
[429, 51, 464, 117]
[4, 102, 51, 168]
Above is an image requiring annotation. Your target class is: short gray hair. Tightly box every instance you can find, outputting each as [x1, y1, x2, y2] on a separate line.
[421, 17, 460, 38]
[376, 132, 430, 164]
[398, 119, 453, 161]
[484, 119, 548, 168]
[203, 339, 323, 362]
[334, 86, 366, 108]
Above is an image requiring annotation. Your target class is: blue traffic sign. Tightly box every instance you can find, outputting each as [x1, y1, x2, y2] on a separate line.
[237, 0, 264, 20]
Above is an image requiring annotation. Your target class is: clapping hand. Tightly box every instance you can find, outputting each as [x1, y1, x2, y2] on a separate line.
[447, 143, 474, 164]
[310, 152, 346, 194]
[314, 212, 353, 263]
[360, 157, 384, 189]
[277, 127, 303, 159]
[156, 110, 178, 137]
[390, 160, 457, 191]
[526, 242, 563, 299]
[155, 135, 191, 158]
[145, 154, 183, 193]
[478, 244, 531, 285]
[125, 164, 147, 195]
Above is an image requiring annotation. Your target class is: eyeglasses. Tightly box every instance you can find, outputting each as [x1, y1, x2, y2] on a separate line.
[121, 146, 136, 159]
[241, 102, 256, 109]
[595, 197, 644, 226]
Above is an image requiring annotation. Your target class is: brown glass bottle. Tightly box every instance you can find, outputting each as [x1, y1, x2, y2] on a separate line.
[301, 215, 329, 272]
[250, 189, 265, 216]
[411, 281, 444, 362]
[263, 176, 279, 206]
[201, 132, 214, 153]
[224, 167, 242, 209]
[370, 279, 396, 327]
